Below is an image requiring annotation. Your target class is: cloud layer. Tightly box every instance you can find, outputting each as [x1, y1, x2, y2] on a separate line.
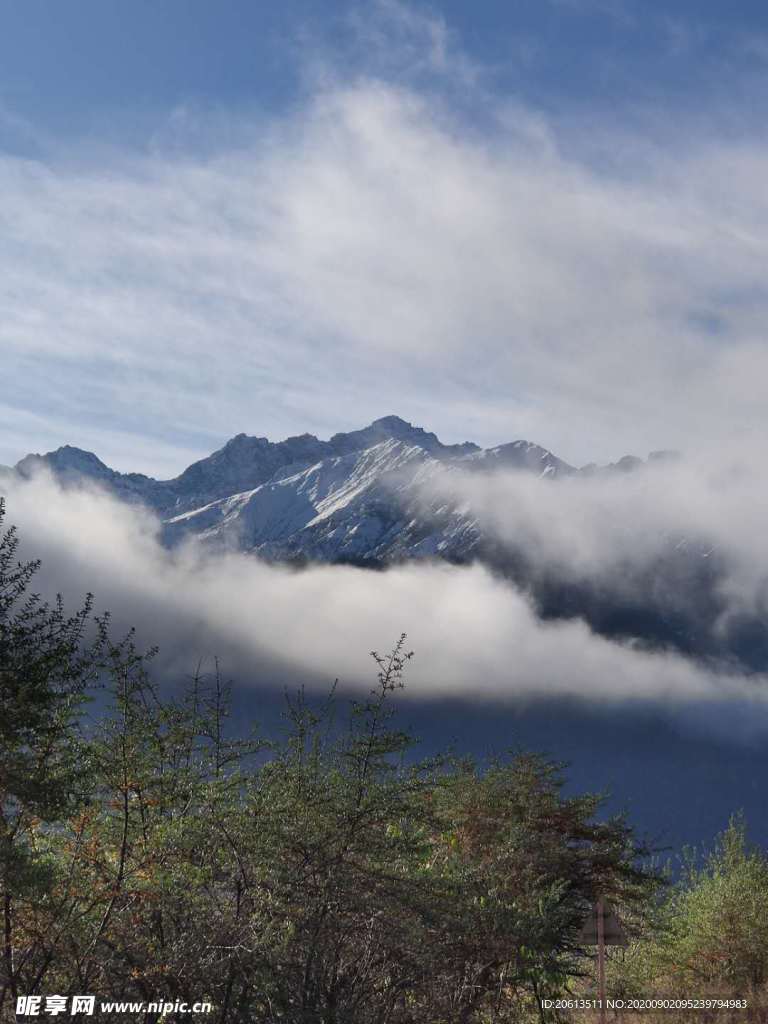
[2, 3, 768, 473]
[420, 445, 768, 623]
[4, 472, 768, 744]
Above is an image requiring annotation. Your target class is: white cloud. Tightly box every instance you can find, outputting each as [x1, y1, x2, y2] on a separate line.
[440, 451, 761, 566]
[4, 473, 768, 743]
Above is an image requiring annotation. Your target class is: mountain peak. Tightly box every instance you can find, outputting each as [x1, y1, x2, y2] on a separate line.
[329, 416, 479, 457]
[16, 445, 112, 480]
[222, 432, 270, 449]
[369, 415, 413, 430]
[464, 440, 574, 477]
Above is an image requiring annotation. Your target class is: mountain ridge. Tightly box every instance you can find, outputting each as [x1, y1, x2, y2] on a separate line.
[12, 414, 668, 503]
[8, 414, 676, 566]
[6, 419, 767, 673]
[12, 415, 583, 515]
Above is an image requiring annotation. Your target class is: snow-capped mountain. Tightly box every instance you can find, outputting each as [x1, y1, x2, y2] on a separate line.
[9, 416, 669, 563]
[9, 418, 768, 671]
[162, 438, 438, 558]
[460, 440, 574, 478]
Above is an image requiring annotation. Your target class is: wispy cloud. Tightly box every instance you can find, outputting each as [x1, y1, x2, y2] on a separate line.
[341, 0, 482, 86]
[2, 1, 768, 474]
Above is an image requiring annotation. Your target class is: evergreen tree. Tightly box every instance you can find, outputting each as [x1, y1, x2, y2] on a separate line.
[0, 498, 105, 1014]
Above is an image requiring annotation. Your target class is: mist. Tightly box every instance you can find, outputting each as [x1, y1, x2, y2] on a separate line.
[4, 469, 768, 744]
[452, 451, 767, 595]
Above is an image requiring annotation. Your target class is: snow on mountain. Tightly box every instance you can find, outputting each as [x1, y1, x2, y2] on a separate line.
[163, 416, 481, 519]
[327, 416, 479, 459]
[8, 416, 672, 564]
[460, 440, 574, 478]
[10, 417, 484, 519]
[162, 439, 459, 561]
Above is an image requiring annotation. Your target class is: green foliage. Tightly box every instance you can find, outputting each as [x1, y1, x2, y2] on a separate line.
[0, 498, 109, 1014]
[0, 497, 97, 825]
[669, 816, 768, 992]
[609, 815, 768, 1022]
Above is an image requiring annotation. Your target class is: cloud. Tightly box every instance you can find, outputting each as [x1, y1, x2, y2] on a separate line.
[405, 442, 768, 669]
[2, 1, 768, 476]
[432, 450, 762, 576]
[3, 473, 768, 744]
[339, 0, 482, 87]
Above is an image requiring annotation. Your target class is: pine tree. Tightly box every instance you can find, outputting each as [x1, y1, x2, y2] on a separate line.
[0, 498, 103, 1013]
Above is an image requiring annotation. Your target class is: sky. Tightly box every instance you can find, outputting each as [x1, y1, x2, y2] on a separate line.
[3, 0, 768, 474]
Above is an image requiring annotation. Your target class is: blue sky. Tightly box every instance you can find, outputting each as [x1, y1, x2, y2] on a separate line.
[4, 0, 768, 138]
[3, 0, 768, 474]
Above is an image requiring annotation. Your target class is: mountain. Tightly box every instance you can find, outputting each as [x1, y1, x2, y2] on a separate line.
[461, 440, 574, 478]
[10, 415, 572, 529]
[8, 417, 604, 563]
[162, 437, 486, 562]
[13, 417, 483, 518]
[5, 417, 678, 566]
[13, 416, 759, 670]
[15, 445, 162, 507]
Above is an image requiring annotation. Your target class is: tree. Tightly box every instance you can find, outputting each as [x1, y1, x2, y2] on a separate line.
[21, 644, 262, 1020]
[230, 637, 443, 1022]
[608, 816, 768, 1023]
[209, 639, 661, 1023]
[0, 498, 105, 1013]
[670, 816, 768, 995]
[417, 752, 659, 1022]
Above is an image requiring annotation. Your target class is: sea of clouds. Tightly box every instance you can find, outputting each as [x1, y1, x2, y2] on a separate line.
[4, 462, 768, 743]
